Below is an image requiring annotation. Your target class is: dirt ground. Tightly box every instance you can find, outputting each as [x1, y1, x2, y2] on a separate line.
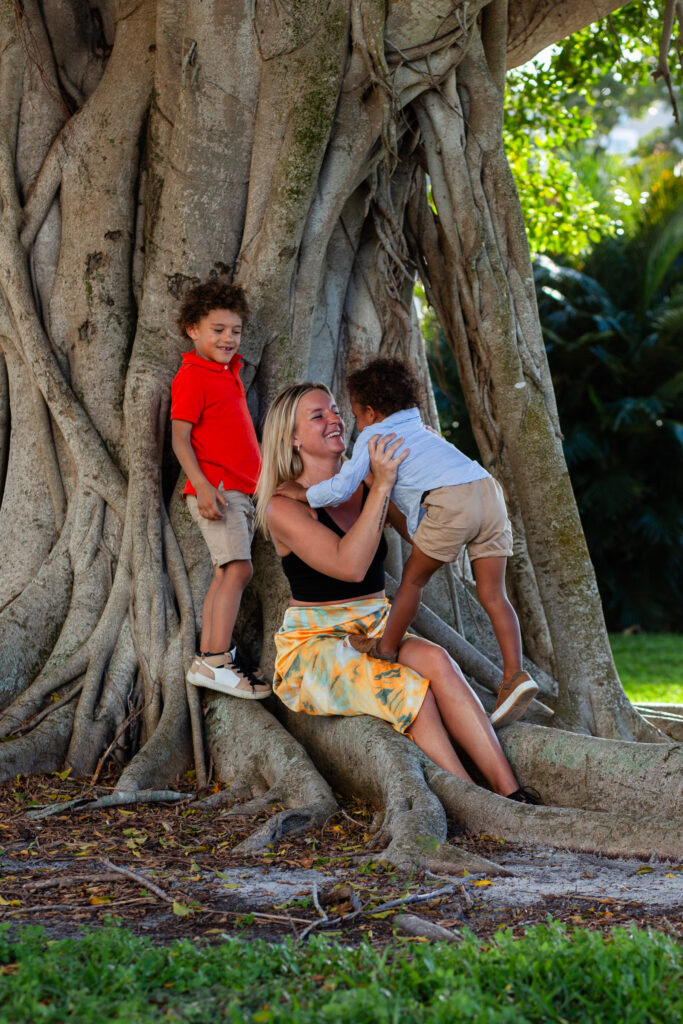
[1, 772, 681, 947]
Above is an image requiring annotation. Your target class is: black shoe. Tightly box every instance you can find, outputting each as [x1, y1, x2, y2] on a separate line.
[507, 786, 542, 805]
[231, 647, 268, 688]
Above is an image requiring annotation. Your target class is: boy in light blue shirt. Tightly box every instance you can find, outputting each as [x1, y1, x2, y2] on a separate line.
[278, 357, 538, 728]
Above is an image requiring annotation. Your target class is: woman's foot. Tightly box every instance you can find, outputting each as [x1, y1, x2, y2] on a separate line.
[490, 671, 539, 728]
[506, 786, 542, 805]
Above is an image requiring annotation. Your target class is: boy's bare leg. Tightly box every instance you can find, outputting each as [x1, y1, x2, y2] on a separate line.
[199, 565, 224, 653]
[377, 545, 445, 657]
[200, 559, 253, 655]
[401, 638, 519, 795]
[471, 555, 522, 682]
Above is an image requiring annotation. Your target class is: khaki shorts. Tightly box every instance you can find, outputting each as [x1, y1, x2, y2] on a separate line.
[186, 486, 254, 566]
[412, 477, 513, 563]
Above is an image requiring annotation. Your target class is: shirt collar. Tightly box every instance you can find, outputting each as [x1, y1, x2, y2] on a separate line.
[181, 350, 243, 374]
[380, 407, 421, 426]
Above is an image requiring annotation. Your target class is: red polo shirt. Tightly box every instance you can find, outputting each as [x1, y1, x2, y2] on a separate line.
[171, 350, 261, 497]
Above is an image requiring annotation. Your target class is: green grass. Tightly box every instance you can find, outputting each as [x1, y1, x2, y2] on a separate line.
[0, 922, 681, 1023]
[610, 633, 683, 705]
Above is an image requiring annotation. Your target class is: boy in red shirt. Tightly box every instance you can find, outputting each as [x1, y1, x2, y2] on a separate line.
[171, 280, 270, 698]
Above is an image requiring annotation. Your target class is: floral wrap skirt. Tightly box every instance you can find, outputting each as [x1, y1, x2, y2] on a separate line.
[273, 598, 430, 735]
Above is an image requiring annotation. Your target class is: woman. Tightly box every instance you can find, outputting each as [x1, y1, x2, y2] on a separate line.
[256, 382, 537, 802]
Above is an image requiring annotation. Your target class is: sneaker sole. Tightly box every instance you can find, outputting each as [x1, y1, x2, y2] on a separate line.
[186, 674, 272, 700]
[490, 680, 539, 728]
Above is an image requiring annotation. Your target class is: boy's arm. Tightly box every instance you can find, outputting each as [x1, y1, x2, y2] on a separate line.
[386, 501, 412, 543]
[171, 420, 226, 520]
[275, 481, 309, 502]
[305, 435, 373, 508]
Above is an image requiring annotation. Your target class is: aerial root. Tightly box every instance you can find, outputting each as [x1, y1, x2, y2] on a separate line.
[233, 805, 335, 854]
[427, 767, 683, 861]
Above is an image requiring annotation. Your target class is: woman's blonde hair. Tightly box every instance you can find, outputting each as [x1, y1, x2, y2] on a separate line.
[255, 381, 334, 538]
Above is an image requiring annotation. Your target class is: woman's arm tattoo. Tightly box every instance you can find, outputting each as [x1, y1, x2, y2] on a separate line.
[378, 496, 388, 532]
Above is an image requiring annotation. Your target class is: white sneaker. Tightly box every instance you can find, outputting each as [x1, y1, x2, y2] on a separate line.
[186, 654, 271, 700]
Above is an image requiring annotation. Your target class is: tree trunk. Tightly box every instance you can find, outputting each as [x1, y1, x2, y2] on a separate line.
[0, 0, 678, 866]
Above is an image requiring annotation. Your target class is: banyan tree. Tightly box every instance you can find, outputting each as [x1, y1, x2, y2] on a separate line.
[0, 0, 681, 872]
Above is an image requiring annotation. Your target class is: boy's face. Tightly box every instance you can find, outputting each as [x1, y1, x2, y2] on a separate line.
[187, 308, 242, 364]
[350, 397, 379, 431]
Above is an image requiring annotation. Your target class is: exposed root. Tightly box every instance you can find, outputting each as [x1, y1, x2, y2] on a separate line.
[0, 702, 75, 783]
[283, 709, 507, 874]
[634, 704, 683, 743]
[115, 683, 192, 793]
[234, 808, 328, 854]
[499, 723, 682, 819]
[26, 789, 190, 821]
[204, 693, 337, 851]
[427, 767, 683, 861]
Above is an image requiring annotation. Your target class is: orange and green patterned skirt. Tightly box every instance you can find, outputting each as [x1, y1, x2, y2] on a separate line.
[273, 598, 430, 735]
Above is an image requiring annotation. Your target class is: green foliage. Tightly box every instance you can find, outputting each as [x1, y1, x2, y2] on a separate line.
[535, 177, 683, 630]
[505, 0, 682, 258]
[610, 632, 683, 703]
[425, 173, 683, 631]
[504, 71, 613, 258]
[0, 921, 681, 1023]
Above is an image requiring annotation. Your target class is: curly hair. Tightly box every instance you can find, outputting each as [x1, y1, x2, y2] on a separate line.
[176, 279, 249, 335]
[346, 357, 423, 416]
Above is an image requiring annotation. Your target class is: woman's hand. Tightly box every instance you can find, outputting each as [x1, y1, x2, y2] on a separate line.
[367, 433, 409, 489]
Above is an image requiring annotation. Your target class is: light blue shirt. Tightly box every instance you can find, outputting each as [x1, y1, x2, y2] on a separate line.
[306, 407, 488, 537]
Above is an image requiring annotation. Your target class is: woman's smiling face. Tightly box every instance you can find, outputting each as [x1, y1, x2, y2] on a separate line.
[293, 389, 346, 458]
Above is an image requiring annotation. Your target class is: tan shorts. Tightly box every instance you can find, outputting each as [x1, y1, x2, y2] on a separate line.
[412, 477, 513, 563]
[186, 486, 254, 566]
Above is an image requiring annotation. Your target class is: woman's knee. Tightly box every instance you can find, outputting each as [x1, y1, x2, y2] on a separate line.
[399, 637, 454, 680]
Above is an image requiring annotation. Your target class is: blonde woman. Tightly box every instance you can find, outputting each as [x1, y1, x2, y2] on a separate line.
[257, 382, 538, 802]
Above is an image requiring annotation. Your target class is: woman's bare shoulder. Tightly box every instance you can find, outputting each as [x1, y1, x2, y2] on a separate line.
[267, 494, 319, 555]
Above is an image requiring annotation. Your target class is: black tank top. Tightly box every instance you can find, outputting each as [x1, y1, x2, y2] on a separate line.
[281, 488, 387, 602]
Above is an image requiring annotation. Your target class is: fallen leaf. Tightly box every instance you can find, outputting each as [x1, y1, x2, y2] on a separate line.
[173, 901, 193, 916]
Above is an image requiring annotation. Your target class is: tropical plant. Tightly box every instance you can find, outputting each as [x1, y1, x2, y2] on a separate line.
[427, 175, 683, 630]
[504, 0, 683, 257]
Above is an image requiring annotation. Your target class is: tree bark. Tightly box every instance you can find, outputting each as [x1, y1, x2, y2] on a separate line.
[0, 0, 677, 866]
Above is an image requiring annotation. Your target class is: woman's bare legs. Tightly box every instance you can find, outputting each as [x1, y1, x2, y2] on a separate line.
[401, 637, 519, 795]
[406, 689, 476, 780]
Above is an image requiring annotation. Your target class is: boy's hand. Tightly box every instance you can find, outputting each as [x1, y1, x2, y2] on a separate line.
[197, 482, 226, 520]
[275, 481, 309, 503]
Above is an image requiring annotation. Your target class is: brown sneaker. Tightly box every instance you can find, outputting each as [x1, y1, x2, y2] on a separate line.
[490, 671, 539, 728]
[347, 635, 399, 662]
[187, 654, 272, 700]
